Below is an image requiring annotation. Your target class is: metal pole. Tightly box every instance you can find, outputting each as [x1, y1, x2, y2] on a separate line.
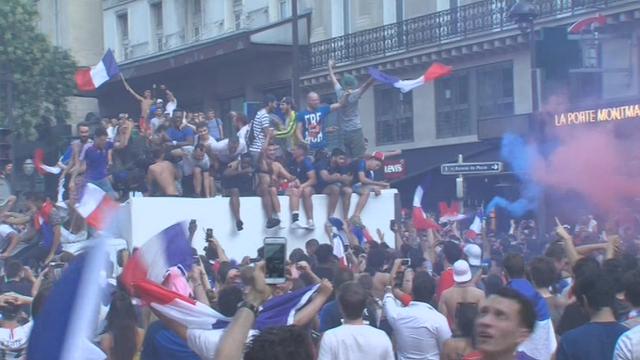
[529, 21, 547, 244]
[291, 0, 301, 105]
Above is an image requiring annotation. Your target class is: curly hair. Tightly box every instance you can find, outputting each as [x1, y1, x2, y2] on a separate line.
[244, 326, 314, 360]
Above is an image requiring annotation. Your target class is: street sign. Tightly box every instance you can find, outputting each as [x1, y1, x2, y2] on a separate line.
[441, 161, 503, 175]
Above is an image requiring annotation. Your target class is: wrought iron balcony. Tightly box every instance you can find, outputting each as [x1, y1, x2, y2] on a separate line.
[302, 0, 629, 72]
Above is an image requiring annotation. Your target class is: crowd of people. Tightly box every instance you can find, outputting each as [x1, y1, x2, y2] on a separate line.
[68, 63, 391, 232]
[0, 60, 637, 360]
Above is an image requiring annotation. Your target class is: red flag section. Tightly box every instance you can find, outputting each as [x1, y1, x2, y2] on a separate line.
[424, 62, 453, 82]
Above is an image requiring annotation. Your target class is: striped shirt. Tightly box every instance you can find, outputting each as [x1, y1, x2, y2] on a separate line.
[249, 109, 271, 153]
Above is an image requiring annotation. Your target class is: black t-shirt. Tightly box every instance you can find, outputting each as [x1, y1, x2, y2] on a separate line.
[557, 302, 589, 336]
[315, 159, 349, 190]
[0, 279, 32, 298]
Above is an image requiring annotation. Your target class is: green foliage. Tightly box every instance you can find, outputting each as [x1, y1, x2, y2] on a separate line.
[0, 0, 76, 137]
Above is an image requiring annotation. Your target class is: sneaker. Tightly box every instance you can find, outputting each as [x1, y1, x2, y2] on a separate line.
[291, 212, 300, 223]
[291, 220, 302, 229]
[266, 218, 281, 229]
[236, 220, 244, 232]
[306, 220, 315, 230]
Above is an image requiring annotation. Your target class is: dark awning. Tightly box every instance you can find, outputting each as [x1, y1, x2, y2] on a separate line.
[390, 139, 501, 186]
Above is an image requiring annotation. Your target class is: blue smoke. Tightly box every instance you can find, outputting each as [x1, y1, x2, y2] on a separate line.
[486, 134, 542, 218]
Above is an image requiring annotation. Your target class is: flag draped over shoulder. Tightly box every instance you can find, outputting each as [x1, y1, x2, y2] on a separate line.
[368, 62, 452, 93]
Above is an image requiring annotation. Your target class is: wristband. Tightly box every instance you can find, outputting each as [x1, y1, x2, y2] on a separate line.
[172, 140, 177, 145]
[237, 301, 260, 316]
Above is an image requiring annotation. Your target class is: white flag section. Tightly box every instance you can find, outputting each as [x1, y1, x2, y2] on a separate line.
[133, 280, 229, 330]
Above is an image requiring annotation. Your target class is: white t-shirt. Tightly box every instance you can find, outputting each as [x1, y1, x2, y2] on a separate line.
[0, 321, 32, 360]
[179, 146, 210, 176]
[187, 328, 258, 360]
[614, 325, 640, 360]
[0, 224, 16, 246]
[318, 324, 394, 360]
[209, 139, 247, 164]
[166, 99, 177, 117]
[237, 125, 250, 146]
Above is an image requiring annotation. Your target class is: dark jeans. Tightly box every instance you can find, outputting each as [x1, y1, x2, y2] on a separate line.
[13, 244, 50, 270]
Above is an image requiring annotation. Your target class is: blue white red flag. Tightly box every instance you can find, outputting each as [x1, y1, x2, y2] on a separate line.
[74, 183, 119, 230]
[75, 49, 120, 92]
[368, 62, 452, 93]
[132, 279, 229, 330]
[255, 284, 320, 331]
[27, 236, 109, 360]
[121, 222, 194, 290]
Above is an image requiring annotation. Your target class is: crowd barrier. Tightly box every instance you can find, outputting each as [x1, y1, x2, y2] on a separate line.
[124, 189, 398, 261]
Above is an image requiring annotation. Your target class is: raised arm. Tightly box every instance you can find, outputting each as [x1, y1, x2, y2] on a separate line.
[358, 77, 375, 94]
[329, 93, 347, 112]
[328, 59, 340, 88]
[292, 279, 333, 326]
[120, 74, 144, 102]
[214, 263, 271, 360]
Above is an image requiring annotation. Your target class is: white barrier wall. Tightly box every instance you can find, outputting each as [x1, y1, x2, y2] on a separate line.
[128, 189, 398, 261]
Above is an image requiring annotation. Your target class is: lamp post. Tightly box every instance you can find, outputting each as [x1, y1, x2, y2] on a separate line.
[508, 0, 547, 243]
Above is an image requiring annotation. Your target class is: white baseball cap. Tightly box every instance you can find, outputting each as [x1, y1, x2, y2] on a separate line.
[464, 243, 482, 267]
[453, 259, 472, 283]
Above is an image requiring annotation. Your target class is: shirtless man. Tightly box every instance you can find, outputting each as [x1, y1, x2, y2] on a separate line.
[257, 135, 298, 229]
[121, 74, 154, 124]
[438, 259, 485, 333]
[145, 147, 179, 196]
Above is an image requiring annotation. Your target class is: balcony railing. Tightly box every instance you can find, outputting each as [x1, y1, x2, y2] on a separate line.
[302, 0, 629, 72]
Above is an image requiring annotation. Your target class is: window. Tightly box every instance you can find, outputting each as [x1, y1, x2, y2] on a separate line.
[279, 0, 290, 19]
[233, 0, 243, 30]
[150, 2, 163, 51]
[435, 62, 514, 139]
[476, 63, 514, 118]
[192, 0, 203, 39]
[375, 87, 414, 145]
[116, 12, 129, 59]
[436, 72, 471, 138]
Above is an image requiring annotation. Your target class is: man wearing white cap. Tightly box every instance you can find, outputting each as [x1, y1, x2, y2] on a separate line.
[438, 259, 485, 332]
[464, 243, 485, 287]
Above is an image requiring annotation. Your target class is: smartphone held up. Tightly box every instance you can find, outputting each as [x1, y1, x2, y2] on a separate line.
[264, 237, 287, 285]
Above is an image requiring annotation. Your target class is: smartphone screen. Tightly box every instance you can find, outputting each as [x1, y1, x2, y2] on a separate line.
[264, 237, 287, 284]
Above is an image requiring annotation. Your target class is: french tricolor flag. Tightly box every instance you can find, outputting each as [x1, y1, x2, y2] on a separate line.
[369, 62, 452, 93]
[27, 236, 110, 360]
[75, 49, 120, 92]
[74, 183, 119, 230]
[133, 280, 229, 330]
[122, 222, 195, 290]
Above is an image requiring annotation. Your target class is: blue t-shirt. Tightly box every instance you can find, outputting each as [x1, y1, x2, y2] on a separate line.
[290, 157, 314, 184]
[314, 159, 349, 190]
[556, 322, 627, 360]
[296, 105, 331, 151]
[141, 321, 200, 360]
[352, 159, 374, 183]
[83, 142, 113, 181]
[207, 119, 223, 141]
[167, 126, 195, 143]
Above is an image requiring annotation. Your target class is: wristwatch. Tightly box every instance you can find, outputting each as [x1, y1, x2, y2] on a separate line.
[237, 301, 260, 316]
